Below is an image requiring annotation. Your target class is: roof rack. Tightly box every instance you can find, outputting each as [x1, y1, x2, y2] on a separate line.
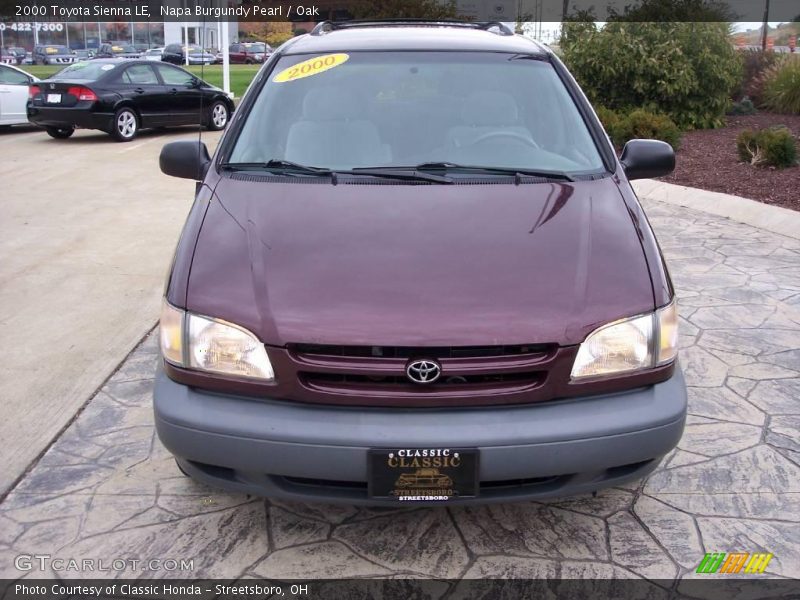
[310, 20, 515, 37]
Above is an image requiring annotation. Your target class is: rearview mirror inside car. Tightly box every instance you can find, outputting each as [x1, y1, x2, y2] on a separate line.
[620, 139, 675, 181]
[159, 141, 210, 180]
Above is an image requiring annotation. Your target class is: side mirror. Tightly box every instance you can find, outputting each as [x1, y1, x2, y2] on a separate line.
[620, 139, 675, 181]
[159, 141, 210, 180]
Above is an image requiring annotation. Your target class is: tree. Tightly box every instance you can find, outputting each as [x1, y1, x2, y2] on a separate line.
[561, 22, 741, 129]
[241, 22, 294, 47]
[607, 0, 735, 22]
[559, 8, 597, 52]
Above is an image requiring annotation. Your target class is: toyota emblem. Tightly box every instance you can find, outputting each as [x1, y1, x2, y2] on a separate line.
[406, 359, 441, 384]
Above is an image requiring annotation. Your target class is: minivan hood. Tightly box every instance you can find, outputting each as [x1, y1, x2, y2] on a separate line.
[186, 176, 655, 347]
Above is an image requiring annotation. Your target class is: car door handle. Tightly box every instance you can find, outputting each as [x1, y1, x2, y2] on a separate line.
[134, 87, 145, 94]
[169, 88, 178, 94]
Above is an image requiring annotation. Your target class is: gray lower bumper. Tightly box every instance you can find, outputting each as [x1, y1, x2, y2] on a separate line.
[154, 365, 687, 505]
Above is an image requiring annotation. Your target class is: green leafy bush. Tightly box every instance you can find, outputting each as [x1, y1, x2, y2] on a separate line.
[594, 105, 622, 142]
[561, 22, 741, 129]
[736, 127, 798, 168]
[728, 97, 757, 115]
[594, 106, 681, 149]
[763, 57, 800, 114]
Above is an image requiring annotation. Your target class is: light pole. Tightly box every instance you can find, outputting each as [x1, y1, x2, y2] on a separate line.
[221, 21, 231, 97]
[184, 23, 189, 65]
[761, 0, 770, 51]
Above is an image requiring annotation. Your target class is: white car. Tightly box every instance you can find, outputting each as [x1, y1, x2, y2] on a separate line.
[0, 63, 38, 126]
[143, 48, 164, 61]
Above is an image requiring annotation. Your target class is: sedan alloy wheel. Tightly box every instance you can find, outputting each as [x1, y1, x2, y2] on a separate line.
[208, 101, 229, 131]
[112, 108, 138, 142]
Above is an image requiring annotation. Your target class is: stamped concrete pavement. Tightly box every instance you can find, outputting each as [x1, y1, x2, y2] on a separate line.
[1, 198, 798, 588]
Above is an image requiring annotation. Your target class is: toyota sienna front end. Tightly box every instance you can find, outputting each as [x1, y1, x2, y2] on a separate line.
[153, 21, 687, 505]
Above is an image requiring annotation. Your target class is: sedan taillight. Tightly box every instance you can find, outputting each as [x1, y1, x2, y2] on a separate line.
[29, 85, 40, 99]
[67, 86, 98, 101]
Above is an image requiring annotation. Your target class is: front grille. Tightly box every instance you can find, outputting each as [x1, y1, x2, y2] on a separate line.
[286, 343, 558, 402]
[292, 343, 549, 359]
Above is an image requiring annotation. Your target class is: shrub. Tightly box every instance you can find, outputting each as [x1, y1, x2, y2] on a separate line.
[561, 22, 741, 129]
[763, 57, 800, 114]
[614, 109, 682, 149]
[728, 97, 757, 115]
[732, 49, 782, 106]
[594, 106, 681, 149]
[736, 127, 798, 168]
[594, 105, 622, 143]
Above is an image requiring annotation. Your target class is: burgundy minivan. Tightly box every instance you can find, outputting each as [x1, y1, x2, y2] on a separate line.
[155, 21, 687, 505]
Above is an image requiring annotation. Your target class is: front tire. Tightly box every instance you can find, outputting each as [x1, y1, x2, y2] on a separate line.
[206, 100, 229, 131]
[45, 126, 74, 139]
[111, 107, 138, 142]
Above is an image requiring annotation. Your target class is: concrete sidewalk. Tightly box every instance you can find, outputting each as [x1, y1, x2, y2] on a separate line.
[632, 179, 800, 242]
[0, 126, 221, 496]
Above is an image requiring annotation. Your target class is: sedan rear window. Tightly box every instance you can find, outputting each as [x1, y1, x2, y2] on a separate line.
[229, 51, 605, 175]
[52, 62, 115, 80]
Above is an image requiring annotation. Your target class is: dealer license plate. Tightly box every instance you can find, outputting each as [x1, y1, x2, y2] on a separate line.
[368, 448, 478, 502]
[46, 94, 61, 104]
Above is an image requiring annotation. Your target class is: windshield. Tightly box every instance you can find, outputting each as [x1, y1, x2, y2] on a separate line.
[52, 61, 116, 80]
[187, 46, 207, 55]
[44, 46, 70, 54]
[244, 43, 267, 52]
[228, 51, 605, 175]
[112, 44, 137, 53]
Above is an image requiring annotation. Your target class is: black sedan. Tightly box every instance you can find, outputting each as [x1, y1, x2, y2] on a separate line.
[27, 59, 234, 141]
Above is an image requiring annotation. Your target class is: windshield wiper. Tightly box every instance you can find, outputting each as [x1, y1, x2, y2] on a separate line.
[219, 161, 452, 183]
[408, 162, 575, 182]
[219, 160, 332, 176]
[349, 167, 452, 184]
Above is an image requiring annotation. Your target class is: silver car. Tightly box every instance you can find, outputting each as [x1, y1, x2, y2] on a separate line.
[143, 48, 164, 61]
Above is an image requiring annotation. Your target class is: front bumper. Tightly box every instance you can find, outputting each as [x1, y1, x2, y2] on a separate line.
[154, 365, 687, 505]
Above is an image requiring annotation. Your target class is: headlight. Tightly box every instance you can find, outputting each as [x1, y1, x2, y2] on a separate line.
[159, 300, 275, 381]
[571, 300, 678, 380]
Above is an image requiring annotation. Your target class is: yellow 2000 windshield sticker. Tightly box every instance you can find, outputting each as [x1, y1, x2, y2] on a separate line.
[273, 53, 349, 83]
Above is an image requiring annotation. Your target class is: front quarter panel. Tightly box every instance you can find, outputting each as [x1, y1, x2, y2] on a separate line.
[616, 173, 674, 307]
[165, 183, 214, 308]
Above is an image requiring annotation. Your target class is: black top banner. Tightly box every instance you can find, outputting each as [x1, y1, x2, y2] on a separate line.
[0, 0, 798, 23]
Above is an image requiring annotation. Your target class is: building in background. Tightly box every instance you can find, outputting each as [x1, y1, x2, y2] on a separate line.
[0, 20, 237, 52]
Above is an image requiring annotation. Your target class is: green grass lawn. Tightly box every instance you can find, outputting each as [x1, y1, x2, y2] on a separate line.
[21, 64, 260, 98]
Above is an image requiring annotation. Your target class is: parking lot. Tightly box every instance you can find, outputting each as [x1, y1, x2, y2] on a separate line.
[1, 125, 799, 586]
[0, 125, 221, 495]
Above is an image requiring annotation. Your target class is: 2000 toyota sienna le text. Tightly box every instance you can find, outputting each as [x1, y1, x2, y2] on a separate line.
[154, 21, 687, 505]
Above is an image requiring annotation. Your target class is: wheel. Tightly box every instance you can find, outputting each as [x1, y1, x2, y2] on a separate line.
[111, 107, 138, 142]
[45, 126, 74, 139]
[206, 100, 229, 131]
[245, 58, 253, 65]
